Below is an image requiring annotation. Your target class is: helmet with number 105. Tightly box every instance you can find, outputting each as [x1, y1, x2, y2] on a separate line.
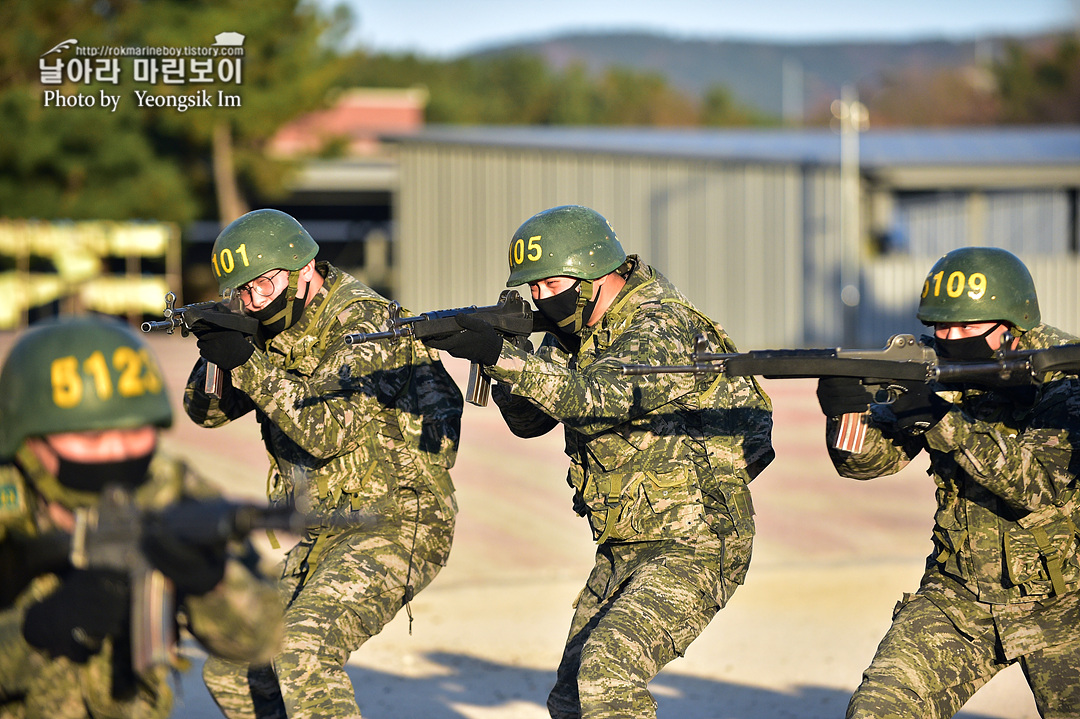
[211, 209, 319, 294]
[0, 315, 172, 459]
[506, 205, 627, 287]
[916, 247, 1040, 330]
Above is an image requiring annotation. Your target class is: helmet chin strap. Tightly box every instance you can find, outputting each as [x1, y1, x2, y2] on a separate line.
[253, 270, 307, 332]
[552, 278, 598, 334]
[14, 443, 98, 510]
[573, 278, 598, 332]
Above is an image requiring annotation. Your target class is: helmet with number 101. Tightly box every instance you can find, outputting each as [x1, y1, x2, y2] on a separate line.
[506, 205, 627, 287]
[211, 209, 319, 295]
[916, 247, 1040, 330]
[0, 315, 172, 459]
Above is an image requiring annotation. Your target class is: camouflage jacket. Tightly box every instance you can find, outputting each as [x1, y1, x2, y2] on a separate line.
[184, 262, 462, 534]
[0, 452, 282, 718]
[827, 323, 1080, 604]
[486, 258, 774, 551]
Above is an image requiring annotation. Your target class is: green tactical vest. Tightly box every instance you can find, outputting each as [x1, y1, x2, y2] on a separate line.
[563, 265, 768, 545]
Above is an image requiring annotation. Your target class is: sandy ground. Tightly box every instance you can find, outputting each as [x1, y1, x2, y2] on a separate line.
[2, 331, 1041, 718]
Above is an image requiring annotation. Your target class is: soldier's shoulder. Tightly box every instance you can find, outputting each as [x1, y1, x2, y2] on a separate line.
[329, 266, 388, 304]
[137, 453, 221, 509]
[324, 268, 394, 329]
[1027, 323, 1080, 348]
[0, 462, 29, 524]
[624, 280, 728, 349]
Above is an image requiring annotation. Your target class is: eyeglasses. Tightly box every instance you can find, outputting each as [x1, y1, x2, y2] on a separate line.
[235, 269, 285, 302]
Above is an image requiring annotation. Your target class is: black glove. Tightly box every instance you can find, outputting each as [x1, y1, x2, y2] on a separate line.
[22, 569, 130, 662]
[888, 380, 950, 433]
[423, 314, 504, 366]
[142, 507, 227, 596]
[816, 377, 875, 417]
[195, 329, 254, 370]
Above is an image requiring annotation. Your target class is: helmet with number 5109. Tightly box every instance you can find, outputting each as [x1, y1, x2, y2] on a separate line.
[916, 246, 1040, 330]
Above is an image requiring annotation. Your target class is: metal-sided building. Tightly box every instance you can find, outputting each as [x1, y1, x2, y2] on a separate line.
[391, 126, 1080, 349]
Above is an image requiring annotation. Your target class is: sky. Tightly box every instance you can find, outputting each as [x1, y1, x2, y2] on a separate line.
[328, 0, 1079, 57]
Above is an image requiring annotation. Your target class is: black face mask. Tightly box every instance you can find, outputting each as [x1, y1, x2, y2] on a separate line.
[534, 280, 599, 336]
[54, 452, 154, 493]
[249, 286, 305, 338]
[934, 322, 1004, 361]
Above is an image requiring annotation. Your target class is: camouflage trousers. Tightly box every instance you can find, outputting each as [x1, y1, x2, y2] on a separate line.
[203, 490, 455, 719]
[848, 580, 1080, 719]
[547, 533, 750, 719]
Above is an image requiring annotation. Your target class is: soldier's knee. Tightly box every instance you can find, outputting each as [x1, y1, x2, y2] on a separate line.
[274, 625, 353, 683]
[847, 674, 926, 719]
[578, 638, 636, 686]
[547, 686, 580, 719]
[203, 656, 245, 686]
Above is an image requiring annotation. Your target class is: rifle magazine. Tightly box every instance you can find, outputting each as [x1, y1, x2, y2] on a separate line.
[132, 569, 177, 675]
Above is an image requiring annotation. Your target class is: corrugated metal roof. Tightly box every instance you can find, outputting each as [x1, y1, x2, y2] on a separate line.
[388, 125, 1080, 168]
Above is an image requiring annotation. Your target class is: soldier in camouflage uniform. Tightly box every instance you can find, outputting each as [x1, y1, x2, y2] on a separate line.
[0, 315, 282, 719]
[424, 205, 774, 719]
[815, 247, 1080, 718]
[184, 209, 462, 718]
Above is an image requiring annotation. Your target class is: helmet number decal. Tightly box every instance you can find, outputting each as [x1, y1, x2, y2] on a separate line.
[211, 242, 251, 278]
[115, 347, 163, 397]
[509, 235, 543, 266]
[50, 348, 163, 409]
[51, 356, 83, 408]
[923, 270, 987, 301]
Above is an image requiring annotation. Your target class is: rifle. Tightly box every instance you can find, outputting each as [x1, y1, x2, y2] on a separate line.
[344, 289, 558, 407]
[61, 484, 302, 676]
[141, 291, 258, 398]
[621, 333, 1080, 453]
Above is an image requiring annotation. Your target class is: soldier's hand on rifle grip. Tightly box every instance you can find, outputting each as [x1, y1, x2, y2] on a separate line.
[815, 377, 874, 417]
[423, 314, 504, 366]
[888, 380, 949, 433]
[142, 515, 227, 597]
[194, 329, 254, 371]
[22, 569, 129, 662]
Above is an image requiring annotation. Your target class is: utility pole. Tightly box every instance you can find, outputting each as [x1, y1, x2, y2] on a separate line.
[831, 85, 868, 346]
[782, 57, 804, 126]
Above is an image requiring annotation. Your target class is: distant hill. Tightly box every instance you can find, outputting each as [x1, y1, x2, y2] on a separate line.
[469, 32, 1048, 120]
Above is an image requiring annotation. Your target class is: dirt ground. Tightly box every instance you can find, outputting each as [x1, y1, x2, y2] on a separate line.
[2, 330, 1040, 718]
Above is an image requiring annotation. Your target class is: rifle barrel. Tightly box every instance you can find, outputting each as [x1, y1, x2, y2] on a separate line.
[933, 359, 1036, 384]
[344, 326, 416, 345]
[141, 319, 176, 333]
[620, 364, 726, 375]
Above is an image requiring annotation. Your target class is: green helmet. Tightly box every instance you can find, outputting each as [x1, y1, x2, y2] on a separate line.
[506, 205, 627, 287]
[211, 209, 319, 294]
[0, 315, 172, 459]
[917, 247, 1040, 330]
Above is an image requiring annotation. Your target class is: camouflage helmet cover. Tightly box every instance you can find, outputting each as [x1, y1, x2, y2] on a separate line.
[211, 209, 319, 293]
[506, 205, 627, 287]
[917, 247, 1040, 330]
[0, 315, 172, 459]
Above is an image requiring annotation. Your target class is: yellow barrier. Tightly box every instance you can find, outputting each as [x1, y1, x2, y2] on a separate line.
[0, 219, 180, 329]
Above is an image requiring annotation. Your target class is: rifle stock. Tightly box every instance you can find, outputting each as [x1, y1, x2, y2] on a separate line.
[622, 333, 1080, 453]
[343, 289, 556, 407]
